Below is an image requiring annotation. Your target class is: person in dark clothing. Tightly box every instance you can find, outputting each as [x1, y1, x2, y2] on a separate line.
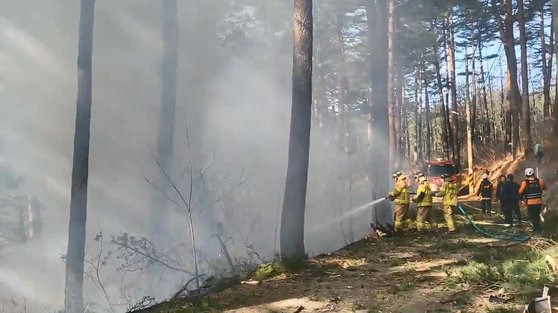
[500, 174, 521, 226]
[495, 175, 506, 201]
[534, 143, 543, 165]
[477, 174, 494, 214]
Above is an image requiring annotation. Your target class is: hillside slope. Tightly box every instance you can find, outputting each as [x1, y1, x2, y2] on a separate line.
[138, 142, 558, 313]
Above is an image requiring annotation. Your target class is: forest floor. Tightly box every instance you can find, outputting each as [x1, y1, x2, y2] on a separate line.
[139, 142, 558, 313]
[140, 224, 555, 313]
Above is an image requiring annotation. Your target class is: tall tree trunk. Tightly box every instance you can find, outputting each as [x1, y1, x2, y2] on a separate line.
[465, 44, 473, 175]
[499, 57, 506, 146]
[434, 61, 449, 159]
[518, 0, 533, 154]
[554, 0, 558, 136]
[447, 13, 460, 166]
[65, 0, 95, 312]
[494, 0, 523, 156]
[433, 23, 450, 159]
[424, 77, 432, 160]
[152, 0, 179, 243]
[148, 0, 180, 295]
[418, 71, 423, 160]
[365, 0, 391, 226]
[488, 73, 498, 145]
[335, 12, 350, 154]
[396, 66, 405, 163]
[414, 68, 420, 163]
[280, 0, 313, 260]
[387, 0, 397, 172]
[548, 13, 554, 116]
[471, 39, 478, 146]
[404, 99, 410, 161]
[442, 17, 455, 160]
[541, 8, 551, 118]
[478, 34, 491, 144]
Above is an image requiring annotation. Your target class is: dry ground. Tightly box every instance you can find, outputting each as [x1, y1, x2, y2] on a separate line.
[139, 141, 558, 313]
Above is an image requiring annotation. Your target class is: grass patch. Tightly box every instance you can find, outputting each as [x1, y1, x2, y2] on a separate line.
[253, 255, 308, 281]
[448, 245, 558, 295]
[253, 262, 287, 281]
[485, 305, 516, 313]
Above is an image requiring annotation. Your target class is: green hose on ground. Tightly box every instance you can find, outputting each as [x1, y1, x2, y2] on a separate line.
[457, 204, 530, 242]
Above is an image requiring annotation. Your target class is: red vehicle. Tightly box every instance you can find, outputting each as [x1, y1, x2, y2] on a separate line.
[424, 159, 458, 192]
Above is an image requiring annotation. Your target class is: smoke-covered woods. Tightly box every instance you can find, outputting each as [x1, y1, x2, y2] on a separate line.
[1, 0, 558, 312]
[0, 1, 386, 312]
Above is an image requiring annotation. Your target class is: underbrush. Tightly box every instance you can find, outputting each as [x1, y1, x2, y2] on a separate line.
[448, 244, 558, 296]
[253, 254, 308, 281]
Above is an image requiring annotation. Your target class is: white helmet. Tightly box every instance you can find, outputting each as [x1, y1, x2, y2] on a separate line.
[525, 168, 535, 177]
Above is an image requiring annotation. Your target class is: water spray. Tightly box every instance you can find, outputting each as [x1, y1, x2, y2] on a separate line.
[309, 197, 388, 234]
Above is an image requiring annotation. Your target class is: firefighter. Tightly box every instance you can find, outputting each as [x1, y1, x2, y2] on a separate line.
[388, 171, 411, 232]
[477, 173, 494, 215]
[414, 172, 425, 186]
[436, 173, 458, 232]
[519, 168, 547, 234]
[413, 175, 436, 232]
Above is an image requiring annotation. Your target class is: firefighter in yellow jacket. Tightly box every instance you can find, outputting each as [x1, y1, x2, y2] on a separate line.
[388, 171, 411, 232]
[413, 175, 436, 232]
[435, 174, 458, 232]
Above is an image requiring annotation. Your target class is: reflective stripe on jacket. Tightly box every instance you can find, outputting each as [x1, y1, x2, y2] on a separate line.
[477, 179, 493, 199]
[413, 183, 432, 207]
[519, 178, 547, 205]
[389, 179, 410, 205]
[436, 181, 458, 206]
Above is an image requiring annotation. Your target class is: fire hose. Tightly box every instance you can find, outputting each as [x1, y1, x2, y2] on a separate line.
[457, 204, 530, 242]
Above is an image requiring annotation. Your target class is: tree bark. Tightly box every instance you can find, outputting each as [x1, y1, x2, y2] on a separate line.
[280, 0, 313, 260]
[365, 0, 391, 226]
[541, 7, 551, 118]
[414, 68, 420, 163]
[465, 44, 473, 175]
[447, 13, 460, 166]
[432, 21, 449, 159]
[396, 66, 404, 163]
[554, 0, 558, 136]
[442, 17, 455, 161]
[424, 77, 432, 160]
[152, 0, 179, 245]
[517, 0, 533, 154]
[387, 0, 397, 172]
[478, 34, 491, 144]
[65, 0, 95, 312]
[494, 0, 522, 156]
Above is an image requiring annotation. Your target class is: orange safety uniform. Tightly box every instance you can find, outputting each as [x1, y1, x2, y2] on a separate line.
[519, 177, 547, 205]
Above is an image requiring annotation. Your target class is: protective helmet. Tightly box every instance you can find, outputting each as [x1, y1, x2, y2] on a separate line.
[418, 176, 428, 183]
[415, 172, 425, 179]
[392, 171, 402, 178]
[525, 168, 535, 177]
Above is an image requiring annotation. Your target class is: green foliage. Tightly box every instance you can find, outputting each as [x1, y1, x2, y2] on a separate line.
[253, 261, 287, 281]
[459, 261, 502, 284]
[253, 254, 308, 281]
[485, 305, 516, 313]
[501, 258, 554, 293]
[451, 245, 558, 295]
